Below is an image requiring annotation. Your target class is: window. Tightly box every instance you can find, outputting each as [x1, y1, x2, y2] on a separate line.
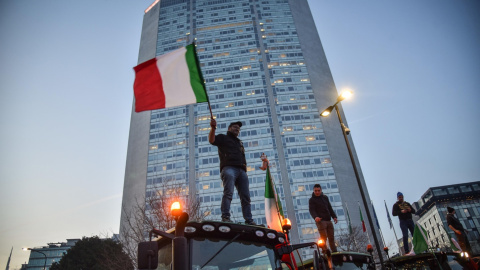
[433, 188, 447, 196]
[467, 219, 474, 228]
[464, 208, 471, 217]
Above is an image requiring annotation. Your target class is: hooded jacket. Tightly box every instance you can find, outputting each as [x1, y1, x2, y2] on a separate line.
[309, 192, 337, 221]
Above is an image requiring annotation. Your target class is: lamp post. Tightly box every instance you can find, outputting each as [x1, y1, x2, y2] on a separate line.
[320, 90, 385, 269]
[23, 248, 47, 270]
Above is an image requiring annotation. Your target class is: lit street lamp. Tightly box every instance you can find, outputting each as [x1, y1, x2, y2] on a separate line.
[23, 248, 47, 270]
[320, 90, 385, 269]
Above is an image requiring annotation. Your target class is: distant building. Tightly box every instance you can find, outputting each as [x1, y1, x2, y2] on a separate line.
[25, 239, 79, 270]
[413, 181, 480, 255]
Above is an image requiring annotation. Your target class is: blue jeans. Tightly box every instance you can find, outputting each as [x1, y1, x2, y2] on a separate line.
[220, 166, 252, 222]
[400, 219, 415, 253]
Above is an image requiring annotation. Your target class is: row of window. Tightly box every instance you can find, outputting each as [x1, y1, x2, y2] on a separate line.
[147, 173, 187, 186]
[290, 169, 336, 180]
[148, 149, 186, 161]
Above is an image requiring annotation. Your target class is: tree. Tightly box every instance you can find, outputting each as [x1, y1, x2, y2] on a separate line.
[336, 225, 391, 265]
[336, 225, 371, 253]
[49, 236, 133, 270]
[119, 181, 210, 268]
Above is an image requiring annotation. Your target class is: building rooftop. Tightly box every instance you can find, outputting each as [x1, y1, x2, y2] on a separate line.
[415, 181, 480, 217]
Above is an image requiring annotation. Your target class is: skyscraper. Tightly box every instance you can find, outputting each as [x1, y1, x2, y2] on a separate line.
[121, 0, 381, 257]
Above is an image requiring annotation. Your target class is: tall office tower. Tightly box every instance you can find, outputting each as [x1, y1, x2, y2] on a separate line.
[121, 0, 381, 257]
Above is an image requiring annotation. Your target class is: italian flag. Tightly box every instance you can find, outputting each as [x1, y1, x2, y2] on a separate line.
[133, 44, 208, 112]
[264, 167, 284, 232]
[359, 206, 366, 232]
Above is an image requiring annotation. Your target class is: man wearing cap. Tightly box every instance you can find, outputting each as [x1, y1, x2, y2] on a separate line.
[446, 207, 472, 254]
[392, 192, 416, 254]
[209, 118, 255, 225]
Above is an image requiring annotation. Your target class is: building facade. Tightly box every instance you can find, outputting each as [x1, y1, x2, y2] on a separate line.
[25, 239, 79, 270]
[413, 181, 480, 255]
[121, 0, 381, 257]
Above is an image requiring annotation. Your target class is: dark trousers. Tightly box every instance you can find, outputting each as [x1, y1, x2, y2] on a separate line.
[400, 219, 415, 253]
[457, 230, 472, 254]
[316, 220, 337, 252]
[220, 166, 252, 222]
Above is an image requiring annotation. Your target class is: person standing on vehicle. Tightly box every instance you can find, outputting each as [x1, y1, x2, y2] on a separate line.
[446, 207, 472, 254]
[209, 118, 255, 225]
[392, 192, 416, 254]
[309, 184, 338, 252]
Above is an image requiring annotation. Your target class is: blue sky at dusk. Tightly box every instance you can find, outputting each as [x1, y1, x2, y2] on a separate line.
[1, 0, 479, 267]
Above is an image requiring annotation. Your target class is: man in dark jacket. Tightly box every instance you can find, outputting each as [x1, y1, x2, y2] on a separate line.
[309, 184, 338, 252]
[446, 207, 472, 254]
[209, 118, 255, 225]
[392, 192, 416, 254]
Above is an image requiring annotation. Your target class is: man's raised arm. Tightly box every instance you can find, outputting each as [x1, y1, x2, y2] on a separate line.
[209, 118, 216, 144]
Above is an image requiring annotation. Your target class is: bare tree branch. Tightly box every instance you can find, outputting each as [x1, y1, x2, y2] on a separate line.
[119, 181, 210, 268]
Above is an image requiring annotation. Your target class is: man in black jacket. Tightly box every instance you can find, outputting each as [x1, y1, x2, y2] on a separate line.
[392, 192, 416, 254]
[309, 184, 338, 252]
[446, 207, 472, 254]
[209, 118, 255, 225]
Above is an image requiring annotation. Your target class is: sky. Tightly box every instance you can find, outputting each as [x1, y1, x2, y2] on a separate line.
[1, 0, 479, 268]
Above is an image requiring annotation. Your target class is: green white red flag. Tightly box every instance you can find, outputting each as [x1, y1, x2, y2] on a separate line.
[359, 205, 366, 232]
[133, 44, 208, 112]
[264, 166, 284, 232]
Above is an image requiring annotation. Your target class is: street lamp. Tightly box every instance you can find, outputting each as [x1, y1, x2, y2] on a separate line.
[320, 90, 385, 269]
[23, 248, 47, 270]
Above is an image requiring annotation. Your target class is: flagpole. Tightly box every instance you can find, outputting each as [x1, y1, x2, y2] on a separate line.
[262, 154, 284, 232]
[385, 200, 401, 255]
[267, 164, 284, 228]
[359, 202, 371, 242]
[345, 202, 358, 251]
[371, 200, 386, 248]
[6, 246, 13, 270]
[190, 42, 214, 120]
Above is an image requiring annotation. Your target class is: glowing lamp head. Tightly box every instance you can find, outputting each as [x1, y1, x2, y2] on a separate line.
[282, 218, 292, 231]
[367, 244, 374, 253]
[171, 201, 182, 217]
[321, 106, 334, 117]
[337, 90, 353, 102]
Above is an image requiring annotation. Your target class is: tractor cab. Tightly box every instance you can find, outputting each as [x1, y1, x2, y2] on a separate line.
[138, 202, 323, 270]
[384, 251, 478, 270]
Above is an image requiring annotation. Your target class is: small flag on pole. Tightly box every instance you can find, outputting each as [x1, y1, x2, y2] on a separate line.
[133, 44, 208, 112]
[371, 201, 380, 230]
[345, 203, 353, 234]
[384, 200, 393, 229]
[264, 166, 284, 232]
[359, 205, 366, 232]
[406, 222, 430, 255]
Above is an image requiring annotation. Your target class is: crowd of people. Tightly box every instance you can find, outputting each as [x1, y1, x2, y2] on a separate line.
[209, 118, 472, 255]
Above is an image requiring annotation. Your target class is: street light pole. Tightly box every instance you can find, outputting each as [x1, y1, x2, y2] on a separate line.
[23, 248, 47, 270]
[320, 91, 385, 269]
[332, 104, 385, 268]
